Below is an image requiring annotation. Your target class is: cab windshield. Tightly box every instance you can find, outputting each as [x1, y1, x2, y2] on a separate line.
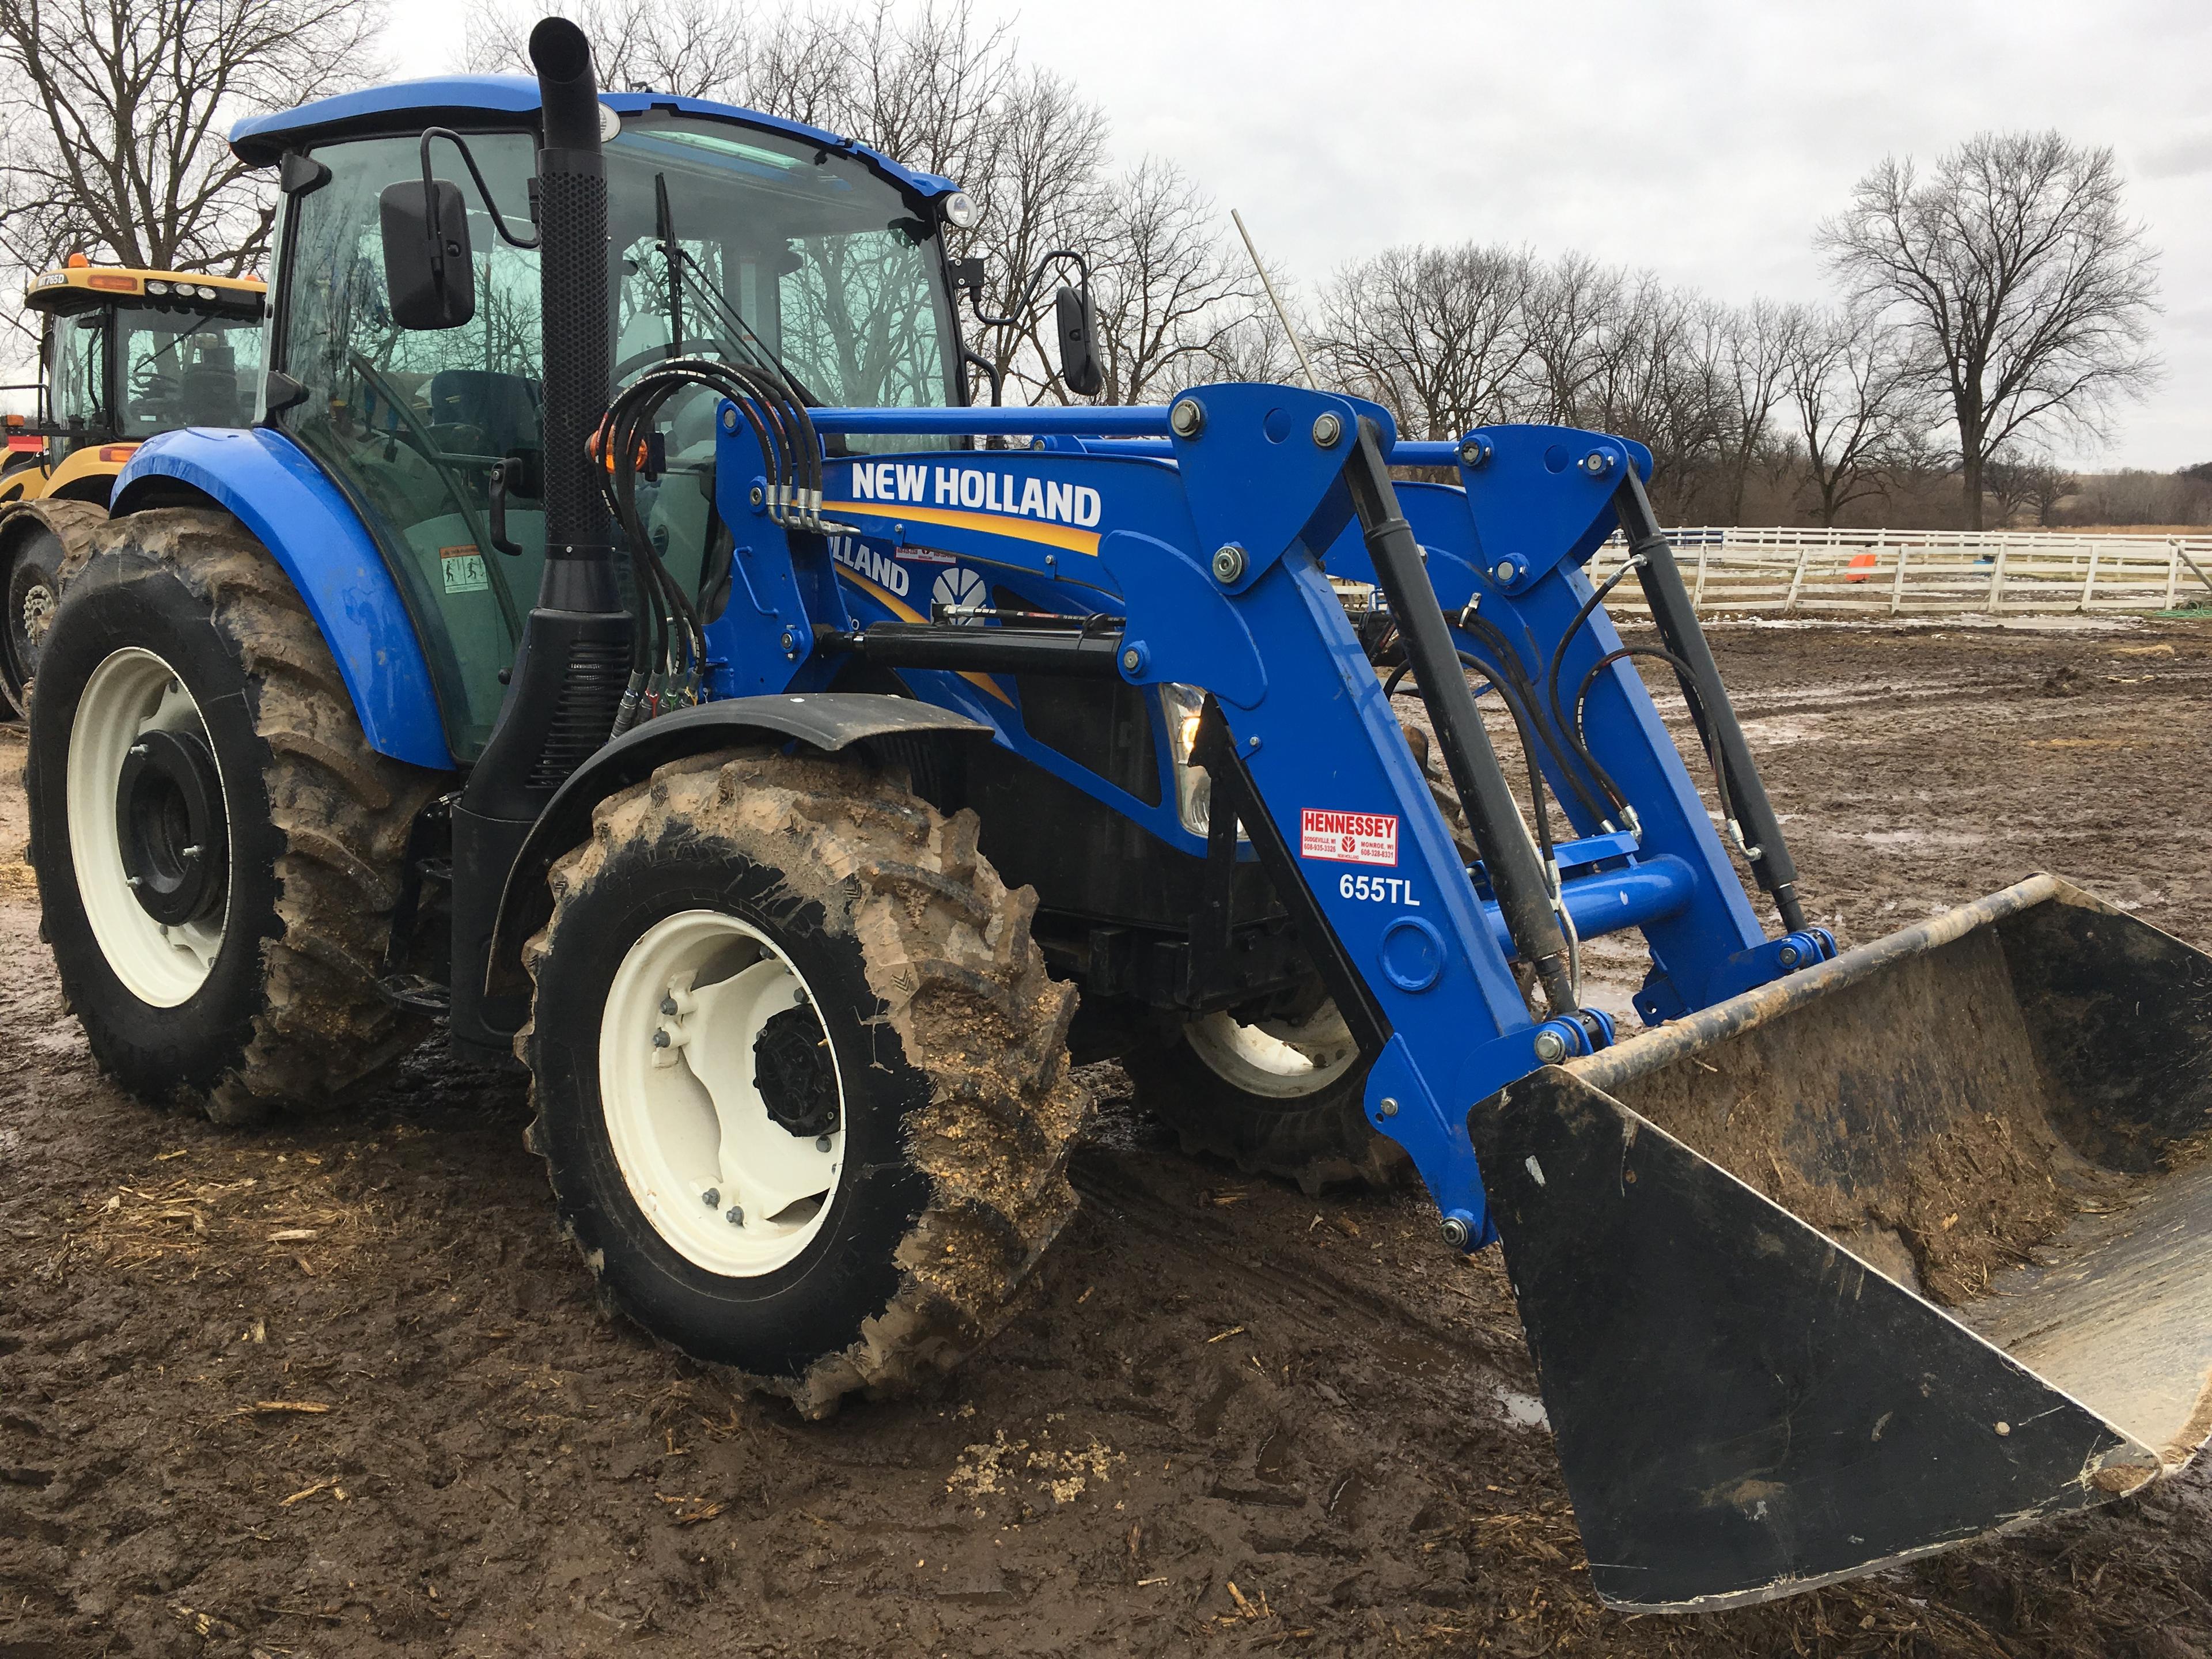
[276, 110, 960, 759]
[113, 305, 265, 435]
[609, 112, 959, 408]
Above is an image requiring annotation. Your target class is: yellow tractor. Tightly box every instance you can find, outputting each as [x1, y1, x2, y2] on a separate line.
[0, 256, 264, 715]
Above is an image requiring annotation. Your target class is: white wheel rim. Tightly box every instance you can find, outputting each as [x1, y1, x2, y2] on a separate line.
[66, 647, 228, 1006]
[1186, 1002, 1359, 1100]
[600, 910, 846, 1277]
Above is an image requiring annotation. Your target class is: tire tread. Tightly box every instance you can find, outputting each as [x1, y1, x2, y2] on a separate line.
[518, 746, 1089, 1416]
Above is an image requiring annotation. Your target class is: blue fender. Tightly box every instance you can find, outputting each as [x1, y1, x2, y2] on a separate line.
[111, 427, 453, 771]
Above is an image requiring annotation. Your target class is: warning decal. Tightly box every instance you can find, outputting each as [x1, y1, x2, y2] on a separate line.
[1300, 808, 1399, 866]
[440, 544, 488, 594]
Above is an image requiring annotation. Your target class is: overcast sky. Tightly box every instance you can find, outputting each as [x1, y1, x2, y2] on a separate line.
[388, 0, 2210, 471]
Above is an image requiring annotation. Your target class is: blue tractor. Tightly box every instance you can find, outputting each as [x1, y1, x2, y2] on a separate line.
[24, 19, 2212, 1612]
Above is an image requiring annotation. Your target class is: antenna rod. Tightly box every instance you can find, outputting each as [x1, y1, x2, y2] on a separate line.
[1231, 208, 1319, 391]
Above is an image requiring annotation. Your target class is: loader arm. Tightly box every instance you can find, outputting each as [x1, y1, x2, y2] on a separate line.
[705, 382, 1817, 1245]
[686, 379, 2212, 1609]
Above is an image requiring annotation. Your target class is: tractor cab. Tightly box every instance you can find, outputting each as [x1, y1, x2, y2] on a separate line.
[1, 259, 264, 507]
[230, 77, 971, 760]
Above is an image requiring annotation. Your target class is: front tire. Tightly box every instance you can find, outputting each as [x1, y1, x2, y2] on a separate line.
[521, 747, 1089, 1415]
[24, 509, 445, 1118]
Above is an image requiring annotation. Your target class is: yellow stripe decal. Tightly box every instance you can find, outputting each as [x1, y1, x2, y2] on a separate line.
[833, 566, 1014, 707]
[828, 498, 1100, 558]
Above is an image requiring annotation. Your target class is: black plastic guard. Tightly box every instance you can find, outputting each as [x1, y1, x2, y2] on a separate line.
[1476, 1070, 2151, 1611]
[483, 694, 988, 998]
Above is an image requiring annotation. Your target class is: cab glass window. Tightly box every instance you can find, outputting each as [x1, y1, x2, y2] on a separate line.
[279, 132, 546, 761]
[50, 314, 108, 431]
[275, 115, 960, 761]
[115, 305, 266, 437]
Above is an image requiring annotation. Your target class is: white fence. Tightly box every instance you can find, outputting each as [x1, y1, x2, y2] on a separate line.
[1589, 527, 2212, 618]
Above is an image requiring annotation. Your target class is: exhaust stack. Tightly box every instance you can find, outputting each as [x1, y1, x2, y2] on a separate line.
[449, 15, 632, 1061]
[525, 15, 618, 612]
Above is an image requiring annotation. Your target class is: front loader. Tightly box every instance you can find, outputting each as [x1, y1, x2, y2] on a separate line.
[21, 18, 2212, 1612]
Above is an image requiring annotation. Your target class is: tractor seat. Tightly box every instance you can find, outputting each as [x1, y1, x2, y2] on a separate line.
[427, 370, 541, 461]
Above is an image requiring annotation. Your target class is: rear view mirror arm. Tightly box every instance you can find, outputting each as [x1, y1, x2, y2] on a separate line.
[417, 126, 541, 255]
[966, 248, 1090, 329]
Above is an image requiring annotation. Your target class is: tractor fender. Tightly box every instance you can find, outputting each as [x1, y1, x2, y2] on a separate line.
[109, 427, 452, 771]
[484, 693, 993, 997]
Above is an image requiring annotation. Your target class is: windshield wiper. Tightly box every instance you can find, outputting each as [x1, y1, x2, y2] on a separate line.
[646, 171, 817, 404]
[674, 246, 817, 403]
[654, 173, 685, 365]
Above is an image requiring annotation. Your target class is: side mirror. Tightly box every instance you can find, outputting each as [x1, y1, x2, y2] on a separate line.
[378, 179, 475, 331]
[1054, 285, 1102, 398]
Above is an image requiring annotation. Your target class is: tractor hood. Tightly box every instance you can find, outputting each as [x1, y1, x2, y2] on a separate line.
[228, 74, 962, 203]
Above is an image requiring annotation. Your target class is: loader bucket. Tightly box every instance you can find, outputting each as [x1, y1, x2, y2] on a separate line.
[1474, 874, 2212, 1612]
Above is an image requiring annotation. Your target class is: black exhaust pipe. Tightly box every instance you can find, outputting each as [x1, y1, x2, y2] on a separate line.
[526, 15, 619, 612]
[449, 14, 632, 1061]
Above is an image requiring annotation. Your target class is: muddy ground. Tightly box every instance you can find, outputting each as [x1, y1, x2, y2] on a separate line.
[3, 618, 2210, 1658]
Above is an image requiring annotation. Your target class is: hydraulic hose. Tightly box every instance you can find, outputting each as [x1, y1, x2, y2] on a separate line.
[1544, 559, 1643, 827]
[1571, 644, 1745, 859]
[1455, 607, 1614, 831]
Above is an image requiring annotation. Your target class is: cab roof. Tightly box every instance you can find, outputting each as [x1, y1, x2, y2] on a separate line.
[24, 266, 265, 313]
[229, 74, 960, 200]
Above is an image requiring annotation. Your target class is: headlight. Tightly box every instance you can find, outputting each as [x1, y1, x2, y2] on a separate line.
[1160, 683, 1248, 840]
[196, 284, 218, 300]
[941, 190, 979, 229]
[146, 281, 169, 296]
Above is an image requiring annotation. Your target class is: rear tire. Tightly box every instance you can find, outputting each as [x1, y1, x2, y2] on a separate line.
[24, 509, 446, 1119]
[520, 747, 1090, 1416]
[0, 499, 107, 718]
[1124, 1001, 1404, 1195]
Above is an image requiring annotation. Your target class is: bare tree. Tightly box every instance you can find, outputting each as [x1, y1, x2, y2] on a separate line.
[1819, 131, 2161, 529]
[1203, 310, 1304, 386]
[1075, 158, 1251, 405]
[2019, 457, 2077, 527]
[1317, 243, 1532, 441]
[1714, 298, 1804, 523]
[1517, 252, 1618, 426]
[1980, 450, 2058, 528]
[463, 0, 1119, 404]
[1582, 274, 1730, 518]
[952, 66, 1109, 402]
[1785, 308, 1923, 527]
[0, 0, 385, 292]
[465, 0, 745, 96]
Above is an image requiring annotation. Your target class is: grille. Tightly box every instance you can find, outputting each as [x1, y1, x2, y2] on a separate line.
[528, 638, 630, 789]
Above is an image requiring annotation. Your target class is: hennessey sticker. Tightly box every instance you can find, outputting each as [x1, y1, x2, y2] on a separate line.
[1301, 808, 1398, 866]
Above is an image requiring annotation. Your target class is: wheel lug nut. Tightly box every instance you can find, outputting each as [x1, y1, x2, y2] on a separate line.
[815, 1135, 832, 1153]
[702, 1188, 719, 1207]
[661, 996, 679, 1016]
[725, 1206, 744, 1226]
[652, 1029, 671, 1049]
